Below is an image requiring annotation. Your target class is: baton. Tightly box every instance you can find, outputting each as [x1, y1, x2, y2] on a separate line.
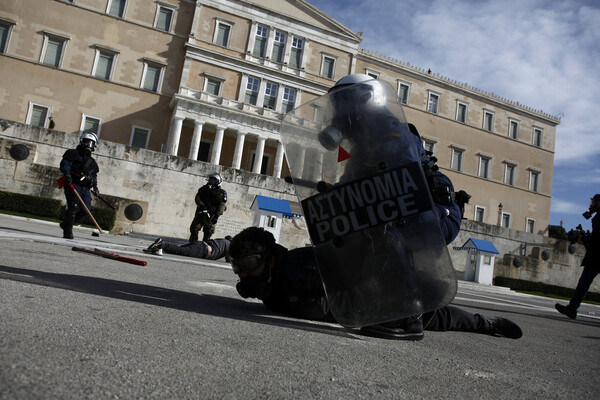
[57, 175, 104, 234]
[92, 192, 116, 210]
[68, 184, 104, 234]
[72, 247, 147, 266]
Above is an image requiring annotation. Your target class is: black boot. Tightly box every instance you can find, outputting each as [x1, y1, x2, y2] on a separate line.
[488, 317, 523, 339]
[555, 303, 577, 320]
[360, 315, 424, 341]
[189, 230, 199, 243]
[60, 220, 74, 240]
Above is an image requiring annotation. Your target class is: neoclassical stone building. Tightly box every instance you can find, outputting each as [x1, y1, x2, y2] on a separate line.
[0, 0, 559, 233]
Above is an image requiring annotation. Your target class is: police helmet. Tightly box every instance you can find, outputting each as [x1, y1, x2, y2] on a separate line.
[207, 172, 222, 188]
[79, 132, 98, 151]
[328, 74, 390, 113]
[320, 74, 399, 146]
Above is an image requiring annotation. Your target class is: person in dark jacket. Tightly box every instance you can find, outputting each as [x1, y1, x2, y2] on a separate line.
[59, 133, 99, 239]
[229, 226, 522, 341]
[143, 236, 231, 262]
[555, 194, 600, 319]
[189, 173, 227, 243]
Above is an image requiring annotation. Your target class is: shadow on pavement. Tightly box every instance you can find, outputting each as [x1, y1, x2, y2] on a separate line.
[0, 264, 358, 339]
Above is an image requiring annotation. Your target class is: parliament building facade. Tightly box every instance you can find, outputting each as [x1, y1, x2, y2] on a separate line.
[0, 0, 559, 233]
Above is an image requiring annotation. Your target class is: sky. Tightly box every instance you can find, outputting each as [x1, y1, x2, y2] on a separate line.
[306, 0, 600, 232]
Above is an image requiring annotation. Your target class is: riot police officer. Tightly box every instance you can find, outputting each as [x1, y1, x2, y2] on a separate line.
[189, 173, 227, 242]
[279, 74, 477, 335]
[59, 133, 100, 239]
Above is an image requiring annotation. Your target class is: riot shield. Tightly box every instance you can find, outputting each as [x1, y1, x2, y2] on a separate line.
[280, 79, 457, 328]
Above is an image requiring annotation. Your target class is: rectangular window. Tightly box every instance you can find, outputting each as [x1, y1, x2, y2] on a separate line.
[93, 49, 116, 80]
[529, 170, 540, 192]
[478, 156, 490, 178]
[451, 148, 463, 171]
[322, 56, 335, 79]
[456, 102, 467, 123]
[504, 164, 516, 186]
[475, 206, 485, 223]
[198, 141, 211, 162]
[289, 37, 303, 68]
[27, 103, 50, 128]
[155, 5, 174, 32]
[501, 213, 511, 228]
[250, 152, 270, 175]
[398, 82, 410, 104]
[0, 19, 15, 54]
[509, 119, 519, 139]
[245, 76, 259, 105]
[533, 127, 543, 147]
[107, 0, 127, 18]
[141, 61, 163, 92]
[263, 82, 278, 110]
[81, 115, 102, 136]
[282, 87, 296, 113]
[215, 21, 232, 47]
[271, 31, 286, 62]
[423, 139, 435, 155]
[130, 126, 150, 148]
[253, 25, 268, 57]
[42, 36, 66, 67]
[483, 110, 494, 132]
[205, 77, 222, 96]
[526, 218, 536, 233]
[428, 92, 440, 114]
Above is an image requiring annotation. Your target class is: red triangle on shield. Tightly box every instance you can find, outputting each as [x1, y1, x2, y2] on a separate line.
[338, 146, 351, 162]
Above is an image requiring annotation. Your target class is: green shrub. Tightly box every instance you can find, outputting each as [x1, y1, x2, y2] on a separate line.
[548, 225, 568, 241]
[0, 190, 115, 231]
[0, 191, 63, 218]
[80, 206, 116, 231]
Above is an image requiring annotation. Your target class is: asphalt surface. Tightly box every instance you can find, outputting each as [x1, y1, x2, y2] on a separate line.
[0, 214, 598, 399]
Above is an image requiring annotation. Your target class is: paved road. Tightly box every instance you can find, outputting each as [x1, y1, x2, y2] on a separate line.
[0, 214, 598, 399]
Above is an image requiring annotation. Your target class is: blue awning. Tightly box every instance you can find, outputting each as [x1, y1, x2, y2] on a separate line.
[453, 238, 499, 254]
[250, 195, 302, 218]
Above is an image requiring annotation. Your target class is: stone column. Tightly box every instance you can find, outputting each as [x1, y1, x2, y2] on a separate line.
[273, 141, 285, 178]
[232, 132, 246, 169]
[168, 115, 184, 156]
[189, 120, 205, 160]
[253, 137, 266, 173]
[265, 27, 276, 60]
[246, 22, 257, 54]
[210, 125, 225, 165]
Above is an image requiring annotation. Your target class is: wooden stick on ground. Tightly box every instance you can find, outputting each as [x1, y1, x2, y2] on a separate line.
[72, 247, 147, 266]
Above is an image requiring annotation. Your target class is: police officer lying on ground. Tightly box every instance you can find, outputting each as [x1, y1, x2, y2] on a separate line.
[229, 227, 522, 341]
[228, 74, 520, 340]
[59, 132, 100, 239]
[144, 236, 232, 261]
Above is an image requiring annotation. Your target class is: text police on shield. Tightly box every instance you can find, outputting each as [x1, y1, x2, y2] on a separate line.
[301, 162, 432, 245]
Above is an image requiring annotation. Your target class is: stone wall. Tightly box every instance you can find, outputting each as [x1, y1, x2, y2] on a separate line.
[0, 120, 310, 249]
[1, 120, 595, 293]
[452, 219, 598, 293]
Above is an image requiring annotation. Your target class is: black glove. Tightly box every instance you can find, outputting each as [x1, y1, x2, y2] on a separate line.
[92, 185, 100, 196]
[430, 178, 454, 206]
[64, 174, 72, 185]
[211, 216, 218, 224]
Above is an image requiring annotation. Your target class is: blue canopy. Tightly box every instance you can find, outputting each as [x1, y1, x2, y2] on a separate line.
[250, 195, 302, 218]
[453, 238, 499, 254]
